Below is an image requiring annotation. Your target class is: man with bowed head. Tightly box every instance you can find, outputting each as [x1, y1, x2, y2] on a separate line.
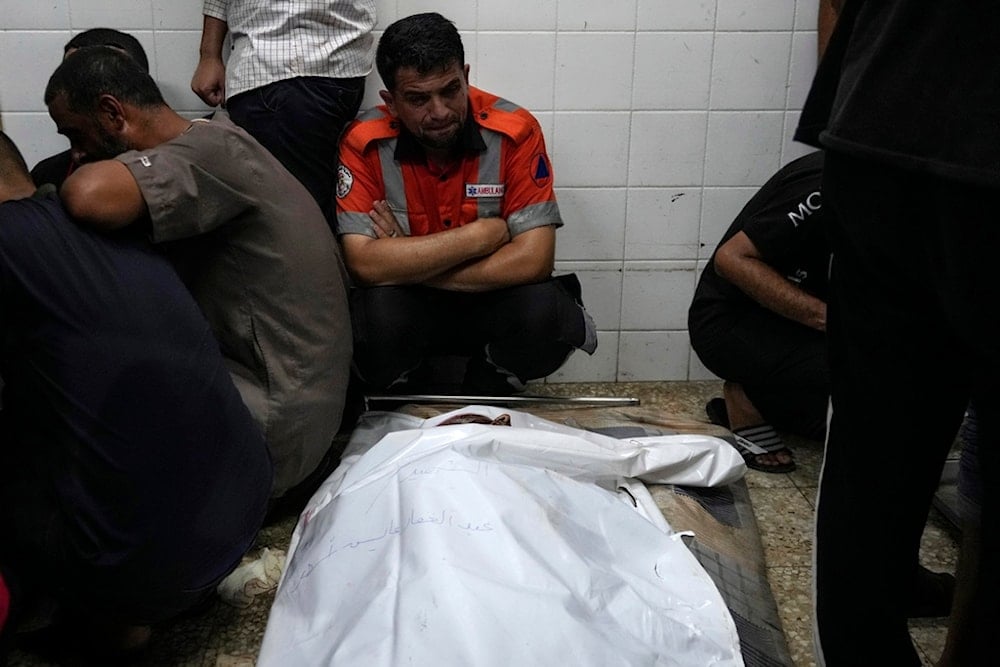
[336, 12, 597, 396]
[44, 46, 353, 503]
[31, 27, 151, 189]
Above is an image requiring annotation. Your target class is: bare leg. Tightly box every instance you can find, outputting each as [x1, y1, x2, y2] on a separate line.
[723, 381, 795, 469]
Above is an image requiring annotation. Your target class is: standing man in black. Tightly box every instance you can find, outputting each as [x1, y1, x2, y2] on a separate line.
[796, 1, 999, 664]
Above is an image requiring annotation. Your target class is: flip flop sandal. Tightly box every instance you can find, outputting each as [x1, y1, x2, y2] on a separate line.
[730, 424, 796, 474]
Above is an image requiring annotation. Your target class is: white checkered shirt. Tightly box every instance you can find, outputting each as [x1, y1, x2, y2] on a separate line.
[204, 0, 376, 100]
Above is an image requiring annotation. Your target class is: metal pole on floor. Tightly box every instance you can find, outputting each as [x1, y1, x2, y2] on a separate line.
[364, 394, 641, 408]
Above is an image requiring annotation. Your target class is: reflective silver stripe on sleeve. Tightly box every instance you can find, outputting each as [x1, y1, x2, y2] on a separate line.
[493, 97, 520, 113]
[378, 138, 410, 235]
[357, 107, 387, 122]
[507, 201, 563, 237]
[477, 129, 503, 219]
[337, 211, 377, 237]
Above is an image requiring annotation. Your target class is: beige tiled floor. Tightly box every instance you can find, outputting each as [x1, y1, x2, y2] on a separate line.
[746, 426, 959, 667]
[554, 380, 960, 667]
[5, 380, 960, 666]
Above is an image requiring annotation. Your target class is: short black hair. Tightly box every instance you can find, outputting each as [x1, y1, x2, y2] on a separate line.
[0, 131, 31, 186]
[376, 13, 464, 92]
[44, 45, 165, 114]
[65, 28, 150, 73]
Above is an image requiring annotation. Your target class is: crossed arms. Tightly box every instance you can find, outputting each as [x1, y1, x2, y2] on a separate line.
[340, 202, 555, 293]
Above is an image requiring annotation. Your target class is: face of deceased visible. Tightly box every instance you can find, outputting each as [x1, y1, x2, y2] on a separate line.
[380, 61, 470, 152]
[437, 413, 512, 427]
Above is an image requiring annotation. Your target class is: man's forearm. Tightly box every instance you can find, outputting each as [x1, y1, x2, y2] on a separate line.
[198, 15, 228, 60]
[716, 230, 827, 330]
[427, 227, 555, 292]
[191, 15, 229, 106]
[342, 218, 510, 287]
[727, 257, 827, 331]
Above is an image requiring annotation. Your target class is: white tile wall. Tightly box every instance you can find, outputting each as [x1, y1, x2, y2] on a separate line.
[782, 110, 815, 164]
[359, 71, 386, 116]
[794, 0, 821, 30]
[557, 0, 637, 32]
[618, 331, 692, 381]
[710, 32, 792, 110]
[629, 112, 708, 187]
[478, 0, 557, 31]
[554, 188, 627, 261]
[153, 31, 210, 111]
[401, 1, 476, 30]
[0, 112, 67, 164]
[476, 32, 556, 111]
[0, 31, 70, 111]
[0, 0, 71, 30]
[700, 187, 757, 257]
[68, 0, 154, 29]
[555, 33, 634, 110]
[153, 0, 202, 30]
[0, 0, 822, 383]
[704, 111, 785, 185]
[716, 0, 796, 31]
[633, 32, 713, 111]
[638, 0, 716, 30]
[626, 188, 702, 260]
[372, 0, 398, 30]
[552, 112, 630, 187]
[787, 31, 819, 109]
[620, 261, 698, 331]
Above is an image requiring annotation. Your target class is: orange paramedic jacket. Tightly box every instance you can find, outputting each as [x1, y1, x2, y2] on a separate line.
[335, 87, 563, 239]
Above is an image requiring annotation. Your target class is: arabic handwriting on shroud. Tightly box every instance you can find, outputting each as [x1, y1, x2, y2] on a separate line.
[288, 508, 495, 593]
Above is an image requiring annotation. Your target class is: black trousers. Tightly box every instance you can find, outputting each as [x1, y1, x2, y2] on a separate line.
[227, 75, 365, 228]
[689, 305, 828, 440]
[815, 152, 1000, 665]
[350, 275, 590, 391]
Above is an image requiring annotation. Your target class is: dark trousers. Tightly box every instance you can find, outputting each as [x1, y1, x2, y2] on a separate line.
[690, 306, 828, 439]
[350, 276, 589, 391]
[227, 75, 365, 228]
[0, 454, 241, 629]
[815, 152, 1000, 665]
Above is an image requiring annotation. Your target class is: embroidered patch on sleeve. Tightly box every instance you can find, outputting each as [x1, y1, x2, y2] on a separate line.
[531, 154, 552, 188]
[336, 164, 354, 199]
[465, 183, 505, 198]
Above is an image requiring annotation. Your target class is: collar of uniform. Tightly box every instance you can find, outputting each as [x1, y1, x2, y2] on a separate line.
[393, 103, 487, 162]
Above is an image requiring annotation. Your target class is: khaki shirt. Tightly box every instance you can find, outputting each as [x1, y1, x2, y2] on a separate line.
[119, 111, 352, 496]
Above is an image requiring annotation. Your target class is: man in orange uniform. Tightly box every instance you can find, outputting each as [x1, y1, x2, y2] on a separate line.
[336, 12, 596, 395]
